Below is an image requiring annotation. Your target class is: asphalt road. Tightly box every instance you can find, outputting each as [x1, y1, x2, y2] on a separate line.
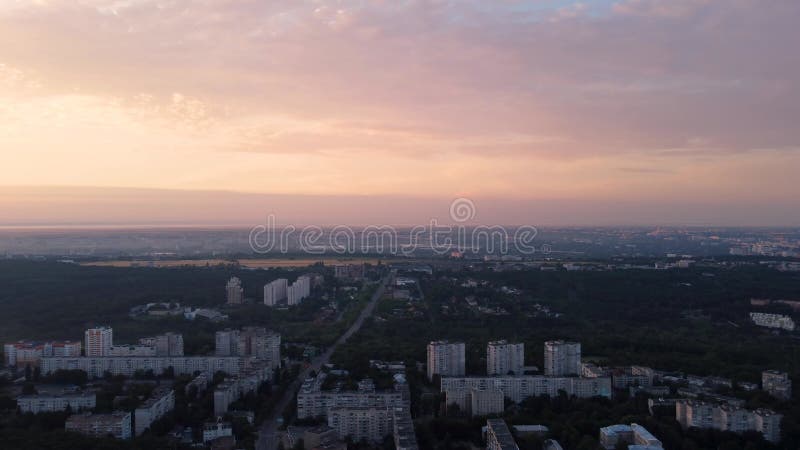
[255, 273, 392, 450]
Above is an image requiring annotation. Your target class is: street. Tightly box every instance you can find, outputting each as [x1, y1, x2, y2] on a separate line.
[255, 272, 392, 450]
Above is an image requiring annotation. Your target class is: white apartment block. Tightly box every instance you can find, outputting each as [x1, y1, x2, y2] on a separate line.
[427, 341, 466, 381]
[263, 278, 288, 306]
[486, 419, 519, 450]
[287, 275, 311, 306]
[139, 333, 184, 356]
[215, 329, 240, 356]
[328, 407, 391, 444]
[599, 423, 662, 450]
[226, 277, 244, 305]
[441, 375, 612, 403]
[487, 341, 525, 376]
[750, 312, 796, 331]
[543, 340, 581, 376]
[65, 411, 132, 440]
[4, 341, 81, 367]
[17, 393, 96, 414]
[762, 370, 792, 400]
[134, 387, 175, 435]
[676, 399, 782, 443]
[40, 356, 251, 379]
[85, 327, 114, 357]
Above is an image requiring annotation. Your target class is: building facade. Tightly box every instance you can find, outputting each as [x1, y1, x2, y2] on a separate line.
[676, 399, 782, 443]
[762, 370, 792, 400]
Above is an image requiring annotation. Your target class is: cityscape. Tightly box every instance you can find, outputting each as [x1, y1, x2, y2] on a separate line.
[2, 1, 800, 449]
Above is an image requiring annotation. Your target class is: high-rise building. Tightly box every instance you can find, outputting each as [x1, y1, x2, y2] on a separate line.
[762, 370, 792, 400]
[226, 277, 244, 305]
[426, 341, 465, 381]
[287, 275, 311, 306]
[263, 278, 288, 306]
[85, 327, 113, 357]
[543, 340, 581, 376]
[487, 341, 524, 376]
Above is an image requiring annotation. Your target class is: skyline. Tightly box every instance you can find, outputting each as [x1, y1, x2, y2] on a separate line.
[2, 0, 800, 226]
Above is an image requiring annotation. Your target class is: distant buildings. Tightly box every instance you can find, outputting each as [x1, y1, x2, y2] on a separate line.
[17, 392, 96, 414]
[213, 363, 272, 416]
[544, 340, 581, 376]
[750, 312, 796, 331]
[108, 344, 157, 357]
[676, 399, 782, 443]
[85, 327, 113, 357]
[134, 387, 175, 435]
[599, 423, 662, 449]
[263, 278, 288, 306]
[762, 370, 792, 400]
[485, 419, 519, 450]
[334, 264, 365, 280]
[226, 277, 244, 305]
[3, 340, 81, 367]
[487, 341, 524, 376]
[427, 341, 466, 381]
[65, 411, 132, 440]
[287, 275, 311, 306]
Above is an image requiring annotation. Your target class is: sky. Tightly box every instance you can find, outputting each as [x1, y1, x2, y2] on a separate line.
[1, 0, 799, 226]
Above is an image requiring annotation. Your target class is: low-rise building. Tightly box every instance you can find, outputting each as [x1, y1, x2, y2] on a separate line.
[65, 411, 132, 440]
[599, 423, 662, 450]
[40, 356, 251, 379]
[203, 419, 233, 443]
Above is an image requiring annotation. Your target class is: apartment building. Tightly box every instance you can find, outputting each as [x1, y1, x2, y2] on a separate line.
[65, 412, 132, 440]
[328, 407, 391, 444]
[226, 277, 244, 305]
[264, 278, 288, 306]
[427, 341, 466, 381]
[543, 341, 581, 376]
[3, 340, 81, 367]
[675, 399, 782, 443]
[762, 370, 792, 400]
[599, 423, 662, 450]
[486, 419, 519, 450]
[85, 327, 113, 357]
[134, 387, 175, 435]
[139, 332, 184, 356]
[40, 356, 249, 379]
[441, 375, 612, 403]
[487, 341, 524, 376]
[287, 275, 311, 306]
[17, 392, 96, 414]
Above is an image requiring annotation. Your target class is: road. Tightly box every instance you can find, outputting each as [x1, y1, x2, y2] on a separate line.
[255, 273, 392, 450]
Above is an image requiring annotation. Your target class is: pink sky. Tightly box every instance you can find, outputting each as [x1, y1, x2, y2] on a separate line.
[1, 0, 799, 226]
